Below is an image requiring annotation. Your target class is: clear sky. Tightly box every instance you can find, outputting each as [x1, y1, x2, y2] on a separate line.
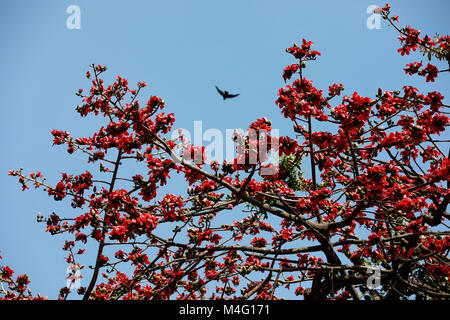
[1, 0, 449, 299]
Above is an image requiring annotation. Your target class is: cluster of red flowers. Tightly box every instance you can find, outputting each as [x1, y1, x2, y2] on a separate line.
[2, 3, 449, 300]
[0, 253, 44, 300]
[286, 39, 321, 61]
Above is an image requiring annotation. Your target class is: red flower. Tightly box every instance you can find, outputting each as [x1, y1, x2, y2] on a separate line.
[16, 274, 30, 291]
[419, 63, 438, 82]
[283, 64, 299, 82]
[404, 61, 422, 75]
[251, 237, 267, 248]
[2, 266, 14, 279]
[286, 39, 321, 60]
[328, 83, 344, 97]
[98, 255, 109, 266]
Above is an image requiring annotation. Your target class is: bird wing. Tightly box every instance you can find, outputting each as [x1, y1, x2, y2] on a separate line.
[215, 86, 225, 97]
[227, 93, 240, 98]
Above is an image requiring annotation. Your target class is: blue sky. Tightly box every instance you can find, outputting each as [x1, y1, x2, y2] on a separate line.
[1, 0, 449, 299]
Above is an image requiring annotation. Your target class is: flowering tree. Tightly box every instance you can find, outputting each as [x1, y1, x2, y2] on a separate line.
[2, 4, 449, 300]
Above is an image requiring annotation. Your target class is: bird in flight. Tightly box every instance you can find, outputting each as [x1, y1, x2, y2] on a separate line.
[215, 86, 240, 100]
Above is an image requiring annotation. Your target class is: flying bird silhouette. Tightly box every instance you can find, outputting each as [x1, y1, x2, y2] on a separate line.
[215, 86, 240, 100]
